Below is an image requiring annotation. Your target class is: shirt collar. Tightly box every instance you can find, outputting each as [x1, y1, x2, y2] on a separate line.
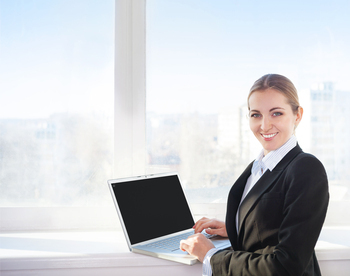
[251, 135, 297, 175]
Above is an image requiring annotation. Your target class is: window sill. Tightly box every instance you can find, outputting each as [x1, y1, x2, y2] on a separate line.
[0, 231, 203, 276]
[1, 228, 350, 276]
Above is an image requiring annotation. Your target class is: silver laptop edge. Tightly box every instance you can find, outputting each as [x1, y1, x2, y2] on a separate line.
[107, 172, 231, 265]
[108, 172, 190, 251]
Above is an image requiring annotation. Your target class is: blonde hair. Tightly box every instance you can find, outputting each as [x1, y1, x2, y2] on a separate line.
[247, 74, 300, 114]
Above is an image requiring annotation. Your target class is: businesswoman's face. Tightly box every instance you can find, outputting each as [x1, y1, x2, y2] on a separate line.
[248, 88, 303, 156]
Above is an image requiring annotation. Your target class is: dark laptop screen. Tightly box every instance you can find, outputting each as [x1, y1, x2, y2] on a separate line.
[111, 174, 195, 245]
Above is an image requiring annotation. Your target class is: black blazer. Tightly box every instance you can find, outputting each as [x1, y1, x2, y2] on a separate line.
[211, 144, 329, 276]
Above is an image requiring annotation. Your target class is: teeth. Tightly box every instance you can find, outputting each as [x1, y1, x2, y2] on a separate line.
[262, 133, 277, 138]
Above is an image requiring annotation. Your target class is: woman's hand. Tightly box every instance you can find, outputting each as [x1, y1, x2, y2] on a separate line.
[193, 217, 228, 237]
[180, 233, 215, 263]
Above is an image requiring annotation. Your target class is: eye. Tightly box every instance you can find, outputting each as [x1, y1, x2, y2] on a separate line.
[250, 113, 261, 118]
[272, 112, 283, 117]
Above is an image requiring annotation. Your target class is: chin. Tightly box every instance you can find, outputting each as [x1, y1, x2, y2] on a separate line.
[262, 143, 278, 153]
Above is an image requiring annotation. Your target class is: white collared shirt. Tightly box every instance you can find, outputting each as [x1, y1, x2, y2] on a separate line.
[235, 135, 297, 233]
[202, 135, 298, 276]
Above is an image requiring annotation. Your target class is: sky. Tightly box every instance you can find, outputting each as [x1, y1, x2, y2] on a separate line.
[0, 0, 114, 119]
[146, 0, 350, 113]
[1, 0, 350, 118]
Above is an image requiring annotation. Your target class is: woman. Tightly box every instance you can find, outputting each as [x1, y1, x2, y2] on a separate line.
[180, 74, 329, 275]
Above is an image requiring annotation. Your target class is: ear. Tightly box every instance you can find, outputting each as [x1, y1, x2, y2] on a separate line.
[295, 106, 303, 127]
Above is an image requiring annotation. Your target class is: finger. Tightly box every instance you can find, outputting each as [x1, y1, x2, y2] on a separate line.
[194, 220, 217, 234]
[180, 234, 200, 252]
[193, 218, 210, 233]
[204, 227, 220, 235]
[193, 217, 209, 229]
[204, 224, 228, 237]
[180, 240, 189, 252]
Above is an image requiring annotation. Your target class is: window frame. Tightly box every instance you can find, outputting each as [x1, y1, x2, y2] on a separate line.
[0, 0, 146, 232]
[114, 0, 146, 179]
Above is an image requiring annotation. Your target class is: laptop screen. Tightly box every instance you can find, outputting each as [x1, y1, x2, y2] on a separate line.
[111, 174, 195, 245]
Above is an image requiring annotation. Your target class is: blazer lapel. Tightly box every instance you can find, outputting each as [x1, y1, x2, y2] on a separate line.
[226, 162, 253, 249]
[237, 144, 303, 238]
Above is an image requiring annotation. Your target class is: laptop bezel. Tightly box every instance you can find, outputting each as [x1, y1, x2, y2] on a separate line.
[107, 172, 196, 251]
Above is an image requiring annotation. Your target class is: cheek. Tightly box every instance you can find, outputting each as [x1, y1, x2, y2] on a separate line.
[284, 119, 296, 133]
[249, 120, 257, 132]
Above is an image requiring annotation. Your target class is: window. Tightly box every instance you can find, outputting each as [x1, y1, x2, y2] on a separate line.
[0, 0, 114, 208]
[1, 0, 349, 231]
[145, 0, 350, 225]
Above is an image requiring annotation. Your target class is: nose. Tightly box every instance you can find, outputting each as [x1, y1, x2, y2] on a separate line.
[261, 117, 272, 132]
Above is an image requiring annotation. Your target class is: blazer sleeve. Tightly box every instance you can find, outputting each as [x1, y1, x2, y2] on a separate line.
[211, 154, 329, 276]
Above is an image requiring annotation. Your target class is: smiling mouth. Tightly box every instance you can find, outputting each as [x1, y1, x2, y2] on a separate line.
[261, 133, 278, 139]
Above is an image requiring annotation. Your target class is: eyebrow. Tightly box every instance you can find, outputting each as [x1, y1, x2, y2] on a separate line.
[249, 107, 285, 113]
[270, 107, 285, 112]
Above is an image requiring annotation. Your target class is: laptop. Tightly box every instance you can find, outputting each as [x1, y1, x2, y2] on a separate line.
[107, 172, 231, 265]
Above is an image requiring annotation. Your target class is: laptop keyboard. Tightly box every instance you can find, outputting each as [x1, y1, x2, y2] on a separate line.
[145, 230, 215, 252]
